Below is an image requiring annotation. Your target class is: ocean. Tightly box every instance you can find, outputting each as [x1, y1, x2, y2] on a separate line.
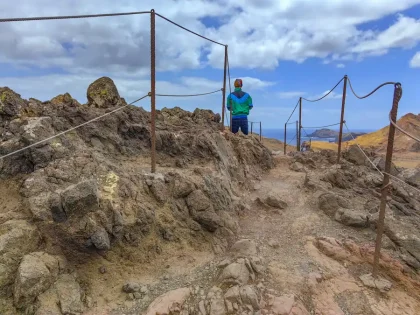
[260, 128, 376, 146]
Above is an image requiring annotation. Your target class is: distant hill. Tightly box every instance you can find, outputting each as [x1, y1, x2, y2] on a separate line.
[338, 132, 367, 142]
[347, 113, 420, 153]
[308, 129, 338, 138]
[307, 128, 365, 142]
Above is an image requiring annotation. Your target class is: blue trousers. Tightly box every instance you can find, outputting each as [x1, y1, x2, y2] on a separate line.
[232, 118, 248, 135]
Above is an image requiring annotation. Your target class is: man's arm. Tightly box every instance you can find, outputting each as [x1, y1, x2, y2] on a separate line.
[248, 94, 253, 110]
[226, 95, 232, 111]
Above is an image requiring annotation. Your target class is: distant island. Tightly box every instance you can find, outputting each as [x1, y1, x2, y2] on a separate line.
[307, 128, 366, 142]
[307, 129, 338, 138]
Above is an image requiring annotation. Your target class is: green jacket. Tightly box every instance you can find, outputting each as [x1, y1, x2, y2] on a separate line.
[226, 88, 253, 119]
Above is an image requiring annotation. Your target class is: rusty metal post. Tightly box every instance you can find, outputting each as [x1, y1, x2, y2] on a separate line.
[150, 9, 156, 173]
[337, 75, 348, 163]
[284, 123, 287, 155]
[372, 83, 402, 278]
[250, 122, 253, 135]
[298, 98, 302, 151]
[227, 47, 233, 132]
[221, 45, 227, 131]
[259, 122, 262, 142]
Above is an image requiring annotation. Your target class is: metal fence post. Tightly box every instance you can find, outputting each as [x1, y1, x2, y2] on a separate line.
[221, 45, 227, 131]
[298, 98, 302, 151]
[250, 122, 253, 135]
[259, 122, 262, 142]
[372, 83, 402, 278]
[150, 9, 156, 173]
[284, 123, 287, 155]
[295, 121, 299, 151]
[337, 75, 348, 163]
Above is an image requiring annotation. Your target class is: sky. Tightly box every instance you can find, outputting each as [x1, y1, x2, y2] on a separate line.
[0, 0, 419, 131]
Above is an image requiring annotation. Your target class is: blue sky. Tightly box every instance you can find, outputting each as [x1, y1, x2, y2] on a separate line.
[0, 0, 419, 132]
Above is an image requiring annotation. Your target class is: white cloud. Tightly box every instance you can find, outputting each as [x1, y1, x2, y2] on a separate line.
[232, 77, 276, 90]
[351, 14, 420, 57]
[277, 91, 306, 99]
[410, 51, 420, 68]
[336, 63, 345, 68]
[0, 0, 419, 74]
[0, 0, 419, 124]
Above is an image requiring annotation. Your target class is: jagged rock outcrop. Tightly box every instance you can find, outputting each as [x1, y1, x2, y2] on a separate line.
[291, 149, 420, 274]
[0, 77, 273, 314]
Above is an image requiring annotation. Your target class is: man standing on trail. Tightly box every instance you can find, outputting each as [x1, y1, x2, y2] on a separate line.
[227, 79, 253, 135]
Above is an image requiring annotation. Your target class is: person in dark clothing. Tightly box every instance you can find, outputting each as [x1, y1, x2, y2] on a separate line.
[226, 79, 253, 135]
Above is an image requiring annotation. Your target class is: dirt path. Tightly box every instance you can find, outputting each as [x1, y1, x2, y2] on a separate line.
[84, 155, 420, 315]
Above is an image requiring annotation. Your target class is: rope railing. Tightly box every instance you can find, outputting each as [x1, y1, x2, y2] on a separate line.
[301, 128, 313, 141]
[0, 11, 151, 22]
[282, 78, 408, 281]
[0, 94, 150, 160]
[155, 89, 223, 97]
[155, 12, 225, 46]
[287, 134, 297, 145]
[285, 99, 300, 125]
[344, 122, 420, 195]
[0, 9, 232, 173]
[347, 78, 397, 100]
[301, 77, 344, 103]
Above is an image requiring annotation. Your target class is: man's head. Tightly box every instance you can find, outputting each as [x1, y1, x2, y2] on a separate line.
[234, 79, 243, 88]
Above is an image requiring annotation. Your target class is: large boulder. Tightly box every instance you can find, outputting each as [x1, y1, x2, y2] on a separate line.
[0, 220, 41, 289]
[344, 145, 366, 165]
[34, 273, 83, 315]
[230, 239, 258, 257]
[372, 157, 400, 176]
[87, 77, 122, 108]
[186, 190, 211, 212]
[218, 260, 250, 286]
[60, 180, 99, 218]
[193, 211, 222, 232]
[318, 192, 351, 217]
[13, 252, 65, 309]
[55, 274, 84, 315]
[407, 170, 420, 188]
[0, 87, 26, 117]
[50, 93, 80, 107]
[334, 209, 369, 228]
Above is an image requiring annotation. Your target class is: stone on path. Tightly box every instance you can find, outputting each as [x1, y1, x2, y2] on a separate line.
[359, 273, 392, 292]
[145, 287, 191, 315]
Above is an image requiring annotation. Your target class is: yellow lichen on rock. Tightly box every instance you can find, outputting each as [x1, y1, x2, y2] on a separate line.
[101, 171, 119, 200]
[86, 77, 121, 108]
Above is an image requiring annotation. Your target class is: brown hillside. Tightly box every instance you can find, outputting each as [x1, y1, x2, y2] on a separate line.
[347, 113, 420, 153]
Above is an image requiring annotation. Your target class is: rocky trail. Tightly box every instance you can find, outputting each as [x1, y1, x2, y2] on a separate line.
[84, 154, 420, 315]
[1, 77, 420, 315]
